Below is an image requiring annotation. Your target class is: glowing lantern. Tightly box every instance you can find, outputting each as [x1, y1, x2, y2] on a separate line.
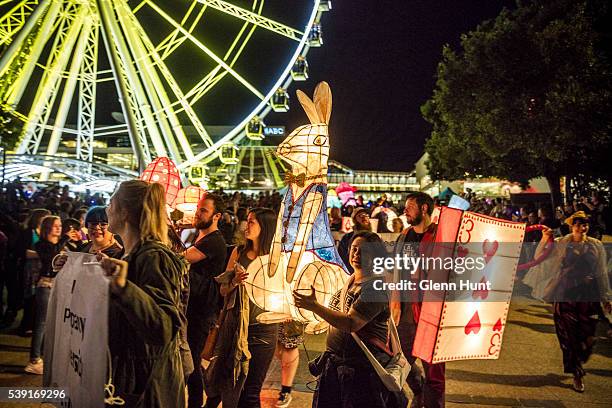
[174, 186, 206, 216]
[335, 182, 357, 207]
[412, 206, 525, 363]
[139, 157, 181, 206]
[245, 82, 348, 334]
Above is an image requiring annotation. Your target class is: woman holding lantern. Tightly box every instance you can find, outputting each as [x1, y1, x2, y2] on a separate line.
[535, 211, 610, 393]
[293, 231, 398, 408]
[204, 207, 279, 408]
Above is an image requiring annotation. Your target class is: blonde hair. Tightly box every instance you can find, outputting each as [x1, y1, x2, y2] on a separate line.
[115, 180, 169, 245]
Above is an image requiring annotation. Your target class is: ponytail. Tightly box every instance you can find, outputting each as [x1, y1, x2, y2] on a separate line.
[115, 180, 169, 246]
[141, 182, 169, 245]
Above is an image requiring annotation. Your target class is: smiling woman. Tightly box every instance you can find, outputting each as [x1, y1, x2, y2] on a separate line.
[293, 231, 399, 407]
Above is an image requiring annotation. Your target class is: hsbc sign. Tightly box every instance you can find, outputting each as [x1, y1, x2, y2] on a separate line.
[264, 126, 285, 136]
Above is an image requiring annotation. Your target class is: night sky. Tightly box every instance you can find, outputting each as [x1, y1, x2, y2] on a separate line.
[268, 0, 515, 172]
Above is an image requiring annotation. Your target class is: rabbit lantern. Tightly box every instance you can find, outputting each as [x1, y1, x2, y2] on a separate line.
[244, 82, 349, 334]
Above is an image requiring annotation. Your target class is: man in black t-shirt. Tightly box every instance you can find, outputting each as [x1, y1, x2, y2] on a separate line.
[184, 193, 227, 408]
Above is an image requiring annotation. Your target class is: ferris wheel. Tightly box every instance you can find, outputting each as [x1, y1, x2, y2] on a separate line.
[0, 0, 330, 187]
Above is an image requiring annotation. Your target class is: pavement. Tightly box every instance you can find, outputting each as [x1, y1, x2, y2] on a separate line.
[1, 282, 610, 407]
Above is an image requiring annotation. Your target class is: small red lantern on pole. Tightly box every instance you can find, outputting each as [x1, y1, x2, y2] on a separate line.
[139, 157, 182, 207]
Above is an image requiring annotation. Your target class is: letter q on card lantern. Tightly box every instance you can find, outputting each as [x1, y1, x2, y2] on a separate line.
[412, 206, 526, 363]
[139, 157, 182, 207]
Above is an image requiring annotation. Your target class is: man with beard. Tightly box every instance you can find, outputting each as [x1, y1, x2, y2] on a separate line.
[391, 192, 445, 408]
[184, 193, 227, 408]
[337, 207, 371, 274]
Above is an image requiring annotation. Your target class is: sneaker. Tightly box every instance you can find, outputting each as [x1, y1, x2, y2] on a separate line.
[24, 358, 43, 375]
[572, 375, 585, 393]
[276, 391, 292, 407]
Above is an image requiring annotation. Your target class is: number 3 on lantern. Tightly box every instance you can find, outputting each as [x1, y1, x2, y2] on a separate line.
[488, 333, 501, 355]
[458, 219, 474, 244]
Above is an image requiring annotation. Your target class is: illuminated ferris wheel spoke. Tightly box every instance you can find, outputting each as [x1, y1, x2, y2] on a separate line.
[76, 18, 99, 166]
[195, 0, 303, 42]
[155, 1, 207, 61]
[16, 2, 85, 154]
[99, 0, 169, 162]
[118, 1, 214, 152]
[143, 0, 265, 101]
[0, 0, 39, 46]
[0, 0, 21, 6]
[0, 0, 54, 97]
[186, 7, 262, 106]
[114, 0, 190, 161]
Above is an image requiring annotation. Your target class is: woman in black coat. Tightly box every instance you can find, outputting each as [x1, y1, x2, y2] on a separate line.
[98, 180, 186, 408]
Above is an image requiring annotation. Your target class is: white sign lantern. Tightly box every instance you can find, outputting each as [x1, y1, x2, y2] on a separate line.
[413, 207, 525, 363]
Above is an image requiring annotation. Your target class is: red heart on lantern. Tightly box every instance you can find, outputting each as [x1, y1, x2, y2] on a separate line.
[482, 239, 499, 264]
[472, 276, 489, 300]
[464, 310, 481, 335]
[457, 245, 469, 258]
[493, 318, 502, 332]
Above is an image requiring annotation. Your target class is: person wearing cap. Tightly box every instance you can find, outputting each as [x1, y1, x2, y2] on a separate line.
[81, 206, 124, 258]
[533, 211, 610, 393]
[337, 208, 371, 274]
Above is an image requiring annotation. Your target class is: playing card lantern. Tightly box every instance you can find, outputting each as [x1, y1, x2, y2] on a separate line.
[244, 82, 348, 334]
[412, 206, 525, 363]
[139, 157, 182, 207]
[174, 186, 206, 216]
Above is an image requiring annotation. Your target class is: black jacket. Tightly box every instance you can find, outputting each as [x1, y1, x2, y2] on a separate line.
[108, 240, 187, 408]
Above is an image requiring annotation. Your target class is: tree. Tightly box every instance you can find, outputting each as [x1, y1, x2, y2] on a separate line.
[422, 0, 612, 208]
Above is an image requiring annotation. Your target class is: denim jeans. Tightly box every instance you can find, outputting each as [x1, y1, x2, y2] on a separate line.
[237, 323, 278, 408]
[187, 312, 216, 408]
[30, 286, 51, 359]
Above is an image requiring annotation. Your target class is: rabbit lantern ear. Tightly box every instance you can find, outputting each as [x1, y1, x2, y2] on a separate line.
[313, 81, 332, 124]
[296, 90, 320, 124]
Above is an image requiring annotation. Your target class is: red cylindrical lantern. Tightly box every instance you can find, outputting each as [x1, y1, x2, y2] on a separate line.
[139, 157, 182, 206]
[174, 186, 206, 215]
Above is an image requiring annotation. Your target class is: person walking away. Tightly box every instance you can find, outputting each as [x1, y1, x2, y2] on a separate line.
[535, 212, 610, 392]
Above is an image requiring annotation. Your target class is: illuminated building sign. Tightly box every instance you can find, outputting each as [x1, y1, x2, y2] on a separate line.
[264, 126, 285, 136]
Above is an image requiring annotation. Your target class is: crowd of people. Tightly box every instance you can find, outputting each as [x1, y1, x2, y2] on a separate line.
[0, 178, 610, 407]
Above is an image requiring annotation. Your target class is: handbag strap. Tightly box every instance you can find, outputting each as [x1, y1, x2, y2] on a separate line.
[351, 332, 389, 380]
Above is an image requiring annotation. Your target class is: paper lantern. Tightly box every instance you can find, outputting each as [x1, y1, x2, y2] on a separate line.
[245, 82, 348, 334]
[140, 157, 182, 207]
[335, 182, 357, 207]
[174, 186, 206, 216]
[412, 206, 525, 363]
[327, 189, 342, 209]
